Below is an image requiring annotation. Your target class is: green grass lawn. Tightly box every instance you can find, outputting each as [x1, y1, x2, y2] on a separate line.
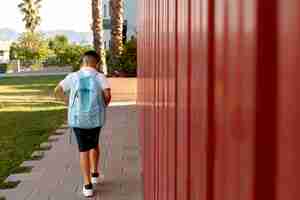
[0, 75, 67, 186]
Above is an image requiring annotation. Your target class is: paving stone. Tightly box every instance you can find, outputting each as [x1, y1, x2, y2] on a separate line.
[60, 124, 69, 129]
[30, 151, 45, 160]
[40, 142, 52, 150]
[54, 129, 67, 135]
[1, 105, 142, 200]
[6, 170, 45, 183]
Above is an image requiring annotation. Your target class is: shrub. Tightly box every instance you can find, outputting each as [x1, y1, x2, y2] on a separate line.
[44, 55, 60, 67]
[30, 62, 43, 71]
[68, 44, 93, 71]
[47, 35, 93, 70]
[107, 36, 137, 77]
[9, 33, 94, 71]
[0, 63, 8, 74]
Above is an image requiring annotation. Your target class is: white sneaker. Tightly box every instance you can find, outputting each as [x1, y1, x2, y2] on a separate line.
[82, 183, 93, 197]
[91, 173, 105, 184]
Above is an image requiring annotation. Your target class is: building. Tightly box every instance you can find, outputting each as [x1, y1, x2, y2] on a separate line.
[102, 0, 137, 49]
[0, 41, 10, 63]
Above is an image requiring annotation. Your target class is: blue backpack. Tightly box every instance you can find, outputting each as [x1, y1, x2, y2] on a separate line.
[68, 71, 106, 129]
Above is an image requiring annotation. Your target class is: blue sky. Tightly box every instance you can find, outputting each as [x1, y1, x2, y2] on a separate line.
[0, 0, 92, 32]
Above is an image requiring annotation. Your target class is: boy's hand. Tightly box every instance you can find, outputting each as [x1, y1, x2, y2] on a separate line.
[103, 88, 111, 106]
[63, 96, 69, 105]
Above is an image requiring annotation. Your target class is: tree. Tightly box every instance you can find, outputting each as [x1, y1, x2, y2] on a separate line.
[48, 35, 69, 50]
[48, 35, 69, 65]
[18, 0, 42, 33]
[66, 44, 93, 71]
[10, 32, 93, 70]
[107, 36, 137, 76]
[47, 35, 93, 68]
[111, 0, 124, 64]
[91, 0, 107, 74]
[11, 32, 50, 62]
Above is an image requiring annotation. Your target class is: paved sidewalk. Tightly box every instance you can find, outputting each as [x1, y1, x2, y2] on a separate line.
[0, 104, 142, 200]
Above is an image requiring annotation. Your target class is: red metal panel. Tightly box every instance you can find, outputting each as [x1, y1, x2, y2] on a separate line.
[236, 1, 256, 199]
[221, 0, 243, 199]
[167, 0, 177, 199]
[147, 0, 155, 199]
[157, 0, 164, 198]
[254, 1, 278, 199]
[213, 1, 257, 200]
[161, 0, 168, 199]
[141, 0, 150, 198]
[176, 0, 189, 200]
[150, 0, 155, 198]
[190, 0, 209, 200]
[138, 0, 300, 200]
[137, 0, 144, 186]
[155, 0, 162, 200]
[213, 0, 228, 199]
[155, 0, 160, 198]
[277, 1, 300, 199]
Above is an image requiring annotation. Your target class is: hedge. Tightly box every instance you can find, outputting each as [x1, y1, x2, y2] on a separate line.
[0, 63, 8, 74]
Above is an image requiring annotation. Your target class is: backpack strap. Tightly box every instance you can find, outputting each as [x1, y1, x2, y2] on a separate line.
[90, 71, 102, 91]
[69, 72, 82, 109]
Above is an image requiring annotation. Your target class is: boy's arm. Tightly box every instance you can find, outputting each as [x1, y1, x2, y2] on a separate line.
[97, 73, 111, 106]
[54, 74, 73, 105]
[54, 85, 68, 105]
[103, 88, 111, 106]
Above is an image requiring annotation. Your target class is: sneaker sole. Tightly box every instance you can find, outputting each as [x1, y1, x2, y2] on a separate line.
[91, 175, 105, 184]
[83, 188, 93, 197]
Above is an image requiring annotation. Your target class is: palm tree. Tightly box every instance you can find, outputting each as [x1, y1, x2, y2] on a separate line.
[91, 0, 107, 74]
[18, 0, 42, 33]
[110, 0, 124, 64]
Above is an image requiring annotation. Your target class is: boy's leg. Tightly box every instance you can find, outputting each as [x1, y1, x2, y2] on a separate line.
[89, 127, 102, 174]
[79, 151, 92, 185]
[89, 145, 100, 174]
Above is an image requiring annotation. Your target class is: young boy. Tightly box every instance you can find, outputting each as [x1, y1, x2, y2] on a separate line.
[54, 50, 111, 197]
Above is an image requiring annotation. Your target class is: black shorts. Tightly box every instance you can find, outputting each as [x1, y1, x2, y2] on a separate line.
[72, 127, 101, 152]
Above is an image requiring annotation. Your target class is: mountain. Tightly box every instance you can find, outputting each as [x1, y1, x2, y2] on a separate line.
[0, 28, 19, 41]
[43, 30, 93, 44]
[0, 28, 93, 44]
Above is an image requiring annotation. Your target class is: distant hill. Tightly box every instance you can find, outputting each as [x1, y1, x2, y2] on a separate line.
[0, 28, 93, 44]
[44, 30, 93, 44]
[0, 28, 19, 41]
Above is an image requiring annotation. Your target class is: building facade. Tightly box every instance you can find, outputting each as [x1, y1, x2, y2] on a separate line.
[0, 41, 10, 63]
[102, 0, 137, 49]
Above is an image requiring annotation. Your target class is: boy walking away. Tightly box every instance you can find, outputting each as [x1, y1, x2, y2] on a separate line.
[54, 50, 111, 198]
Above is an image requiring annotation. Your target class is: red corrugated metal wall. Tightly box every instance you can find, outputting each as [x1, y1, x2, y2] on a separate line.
[137, 0, 300, 199]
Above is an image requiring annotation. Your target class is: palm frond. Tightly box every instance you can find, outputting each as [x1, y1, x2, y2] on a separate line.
[35, 4, 42, 10]
[19, 0, 42, 32]
[18, 3, 25, 8]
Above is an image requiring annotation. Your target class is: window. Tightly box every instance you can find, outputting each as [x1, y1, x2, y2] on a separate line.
[104, 4, 107, 17]
[104, 41, 107, 49]
[0, 51, 4, 56]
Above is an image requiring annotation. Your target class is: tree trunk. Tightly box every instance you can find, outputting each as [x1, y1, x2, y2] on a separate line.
[91, 0, 107, 74]
[111, 0, 124, 65]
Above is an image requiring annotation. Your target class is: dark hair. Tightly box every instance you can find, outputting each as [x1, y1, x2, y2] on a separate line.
[83, 50, 101, 63]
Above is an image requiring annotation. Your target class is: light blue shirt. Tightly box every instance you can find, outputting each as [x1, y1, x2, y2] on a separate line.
[59, 67, 110, 93]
